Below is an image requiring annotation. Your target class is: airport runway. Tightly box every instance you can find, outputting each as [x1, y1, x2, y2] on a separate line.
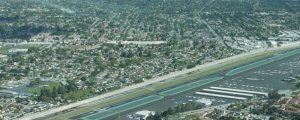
[78, 49, 300, 120]
[21, 42, 300, 120]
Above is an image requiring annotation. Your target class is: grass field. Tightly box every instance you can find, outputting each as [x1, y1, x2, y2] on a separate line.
[27, 81, 60, 95]
[47, 48, 296, 120]
[0, 47, 10, 54]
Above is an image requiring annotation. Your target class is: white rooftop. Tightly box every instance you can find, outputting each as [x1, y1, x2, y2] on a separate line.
[134, 110, 155, 116]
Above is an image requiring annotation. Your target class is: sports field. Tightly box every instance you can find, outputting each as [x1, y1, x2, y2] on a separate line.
[81, 95, 164, 120]
[226, 49, 300, 76]
[159, 77, 223, 96]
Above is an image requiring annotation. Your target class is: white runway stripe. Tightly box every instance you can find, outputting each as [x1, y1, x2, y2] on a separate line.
[195, 92, 247, 100]
[203, 89, 254, 97]
[210, 87, 268, 96]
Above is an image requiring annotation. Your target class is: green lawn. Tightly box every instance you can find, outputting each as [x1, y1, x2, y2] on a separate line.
[47, 48, 296, 120]
[0, 47, 10, 54]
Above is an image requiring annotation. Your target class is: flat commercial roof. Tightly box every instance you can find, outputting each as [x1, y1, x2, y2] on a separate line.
[134, 110, 155, 116]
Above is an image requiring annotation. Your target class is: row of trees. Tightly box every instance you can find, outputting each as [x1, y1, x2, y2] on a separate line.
[37, 80, 75, 101]
[146, 102, 203, 120]
[0, 24, 48, 40]
[37, 80, 96, 102]
[37, 86, 64, 102]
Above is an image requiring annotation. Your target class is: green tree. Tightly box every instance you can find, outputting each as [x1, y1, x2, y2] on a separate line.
[24, 67, 30, 75]
[81, 76, 87, 81]
[266, 106, 278, 115]
[58, 85, 65, 98]
[52, 86, 58, 99]
[29, 78, 41, 86]
[38, 87, 52, 101]
[268, 90, 281, 100]
[184, 115, 201, 120]
[295, 83, 300, 89]
[28, 47, 40, 53]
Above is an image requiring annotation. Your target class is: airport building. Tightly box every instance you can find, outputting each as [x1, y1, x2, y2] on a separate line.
[195, 98, 213, 106]
[130, 110, 155, 120]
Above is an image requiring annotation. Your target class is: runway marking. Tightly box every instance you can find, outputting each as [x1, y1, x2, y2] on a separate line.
[202, 89, 254, 97]
[195, 92, 247, 100]
[210, 87, 268, 96]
